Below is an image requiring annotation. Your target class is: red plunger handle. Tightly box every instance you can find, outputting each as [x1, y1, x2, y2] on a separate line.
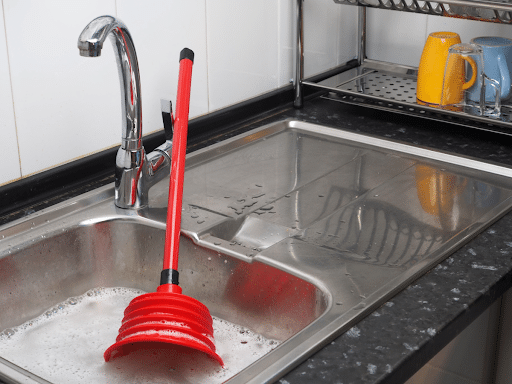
[161, 48, 194, 288]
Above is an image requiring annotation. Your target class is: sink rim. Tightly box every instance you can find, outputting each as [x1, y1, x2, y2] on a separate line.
[0, 185, 331, 384]
[2, 118, 512, 384]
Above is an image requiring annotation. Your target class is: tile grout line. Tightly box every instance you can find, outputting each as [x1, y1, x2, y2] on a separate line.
[277, 0, 281, 87]
[205, 0, 210, 113]
[1, 0, 22, 180]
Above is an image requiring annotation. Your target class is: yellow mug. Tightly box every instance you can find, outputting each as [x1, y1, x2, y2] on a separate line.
[417, 32, 468, 106]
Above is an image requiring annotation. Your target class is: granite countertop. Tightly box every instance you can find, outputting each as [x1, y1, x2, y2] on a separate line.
[2, 95, 512, 384]
[245, 96, 512, 384]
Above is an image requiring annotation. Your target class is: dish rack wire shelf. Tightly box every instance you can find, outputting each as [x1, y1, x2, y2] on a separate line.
[293, 0, 512, 135]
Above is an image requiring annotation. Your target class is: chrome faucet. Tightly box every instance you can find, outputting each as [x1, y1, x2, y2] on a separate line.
[78, 15, 172, 209]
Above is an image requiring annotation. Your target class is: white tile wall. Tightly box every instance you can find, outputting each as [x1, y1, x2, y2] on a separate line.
[0, 1, 510, 186]
[366, 9, 512, 68]
[278, 0, 294, 88]
[117, 0, 209, 133]
[367, 8, 428, 67]
[0, 2, 20, 185]
[426, 15, 512, 44]
[303, 0, 358, 77]
[206, 0, 279, 111]
[337, 4, 358, 66]
[4, 0, 119, 177]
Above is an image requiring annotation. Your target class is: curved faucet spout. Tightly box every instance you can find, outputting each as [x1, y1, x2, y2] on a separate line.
[78, 15, 142, 151]
[79, 16, 173, 209]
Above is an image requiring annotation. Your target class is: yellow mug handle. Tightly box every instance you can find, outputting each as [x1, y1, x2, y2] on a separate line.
[462, 56, 477, 90]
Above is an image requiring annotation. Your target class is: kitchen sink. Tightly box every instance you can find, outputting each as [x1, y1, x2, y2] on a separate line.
[2, 119, 512, 383]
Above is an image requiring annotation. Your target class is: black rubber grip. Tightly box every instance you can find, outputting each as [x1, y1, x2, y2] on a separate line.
[160, 269, 179, 285]
[180, 48, 194, 63]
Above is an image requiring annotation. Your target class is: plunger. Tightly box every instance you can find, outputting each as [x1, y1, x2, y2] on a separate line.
[104, 48, 223, 365]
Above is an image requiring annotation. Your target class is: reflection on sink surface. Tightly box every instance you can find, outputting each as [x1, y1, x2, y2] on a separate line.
[2, 119, 512, 383]
[0, 217, 322, 383]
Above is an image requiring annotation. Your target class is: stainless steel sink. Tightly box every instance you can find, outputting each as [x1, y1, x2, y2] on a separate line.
[2, 119, 512, 383]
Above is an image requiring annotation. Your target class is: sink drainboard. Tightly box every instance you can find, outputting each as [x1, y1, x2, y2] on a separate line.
[1, 119, 512, 383]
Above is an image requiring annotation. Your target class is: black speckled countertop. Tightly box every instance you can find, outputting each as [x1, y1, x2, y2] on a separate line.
[2, 94, 512, 384]
[247, 97, 512, 384]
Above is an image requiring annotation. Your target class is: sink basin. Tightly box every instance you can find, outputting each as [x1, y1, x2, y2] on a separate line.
[2, 119, 512, 383]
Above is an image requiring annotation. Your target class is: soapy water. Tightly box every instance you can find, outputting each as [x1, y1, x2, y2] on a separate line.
[0, 287, 279, 383]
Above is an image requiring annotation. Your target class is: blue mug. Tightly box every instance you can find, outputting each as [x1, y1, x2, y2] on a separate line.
[468, 36, 512, 103]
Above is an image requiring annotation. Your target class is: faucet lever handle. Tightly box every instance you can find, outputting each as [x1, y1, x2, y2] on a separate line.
[160, 99, 174, 141]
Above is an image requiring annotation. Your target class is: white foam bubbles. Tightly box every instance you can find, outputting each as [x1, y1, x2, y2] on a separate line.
[0, 287, 279, 383]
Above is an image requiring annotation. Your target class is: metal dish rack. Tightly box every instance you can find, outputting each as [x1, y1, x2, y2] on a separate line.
[293, 0, 512, 134]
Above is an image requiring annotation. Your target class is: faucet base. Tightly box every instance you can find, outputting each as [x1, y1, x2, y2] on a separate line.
[114, 147, 148, 209]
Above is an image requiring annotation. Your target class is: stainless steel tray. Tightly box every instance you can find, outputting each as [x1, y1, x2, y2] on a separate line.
[170, 119, 512, 381]
[305, 60, 512, 135]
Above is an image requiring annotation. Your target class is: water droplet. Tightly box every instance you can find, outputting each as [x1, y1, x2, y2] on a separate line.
[213, 241, 221, 246]
[4, 328, 15, 337]
[207, 257, 212, 261]
[197, 220, 205, 224]
[68, 298, 78, 305]
[336, 302, 343, 305]
[191, 213, 199, 219]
